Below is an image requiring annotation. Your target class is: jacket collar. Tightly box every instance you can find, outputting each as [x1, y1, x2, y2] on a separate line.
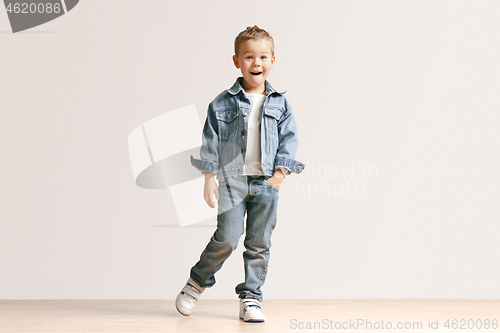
[227, 77, 285, 97]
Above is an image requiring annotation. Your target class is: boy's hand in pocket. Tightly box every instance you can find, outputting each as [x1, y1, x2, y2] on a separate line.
[267, 169, 285, 190]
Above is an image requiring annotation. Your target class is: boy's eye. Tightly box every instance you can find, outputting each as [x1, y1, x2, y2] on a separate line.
[246, 56, 253, 59]
[261, 56, 267, 59]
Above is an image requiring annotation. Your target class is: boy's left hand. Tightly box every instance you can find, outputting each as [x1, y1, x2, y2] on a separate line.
[266, 169, 285, 190]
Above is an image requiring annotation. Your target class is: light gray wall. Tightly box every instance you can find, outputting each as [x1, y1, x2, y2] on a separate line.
[1, 0, 499, 299]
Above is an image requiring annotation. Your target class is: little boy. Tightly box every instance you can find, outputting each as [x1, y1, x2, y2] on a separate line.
[176, 25, 304, 322]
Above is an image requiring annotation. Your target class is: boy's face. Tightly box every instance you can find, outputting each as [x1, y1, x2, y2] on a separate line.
[233, 38, 275, 94]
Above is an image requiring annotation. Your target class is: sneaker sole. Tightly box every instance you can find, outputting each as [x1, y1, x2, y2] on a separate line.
[239, 315, 265, 322]
[175, 303, 190, 316]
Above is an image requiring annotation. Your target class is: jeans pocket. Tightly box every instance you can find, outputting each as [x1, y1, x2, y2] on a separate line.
[218, 176, 231, 186]
[263, 179, 280, 193]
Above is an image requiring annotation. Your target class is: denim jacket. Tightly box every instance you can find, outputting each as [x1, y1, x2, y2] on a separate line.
[191, 77, 305, 179]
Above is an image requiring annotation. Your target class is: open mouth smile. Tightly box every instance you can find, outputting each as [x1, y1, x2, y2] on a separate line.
[250, 72, 262, 75]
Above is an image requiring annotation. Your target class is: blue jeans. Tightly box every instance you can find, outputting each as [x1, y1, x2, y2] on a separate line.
[190, 175, 279, 302]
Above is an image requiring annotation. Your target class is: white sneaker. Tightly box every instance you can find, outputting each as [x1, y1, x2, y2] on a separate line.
[239, 296, 265, 322]
[175, 277, 205, 316]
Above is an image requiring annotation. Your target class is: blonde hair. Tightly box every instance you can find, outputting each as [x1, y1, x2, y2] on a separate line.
[234, 25, 274, 56]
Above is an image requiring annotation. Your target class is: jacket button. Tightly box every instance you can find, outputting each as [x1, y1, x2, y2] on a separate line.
[241, 131, 246, 135]
[241, 148, 245, 153]
[242, 112, 248, 116]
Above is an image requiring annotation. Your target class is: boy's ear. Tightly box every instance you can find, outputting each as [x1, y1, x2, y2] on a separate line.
[270, 55, 275, 68]
[233, 55, 240, 69]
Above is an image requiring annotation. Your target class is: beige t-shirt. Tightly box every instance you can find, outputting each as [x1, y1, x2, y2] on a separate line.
[243, 93, 266, 175]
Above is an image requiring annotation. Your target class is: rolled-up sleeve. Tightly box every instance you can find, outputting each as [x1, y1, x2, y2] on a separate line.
[274, 100, 305, 175]
[190, 103, 219, 173]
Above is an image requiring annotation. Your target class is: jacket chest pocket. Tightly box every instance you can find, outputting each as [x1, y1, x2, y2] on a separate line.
[263, 107, 282, 136]
[215, 109, 239, 140]
[263, 107, 283, 155]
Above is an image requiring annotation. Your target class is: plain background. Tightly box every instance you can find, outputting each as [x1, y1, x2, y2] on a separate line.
[1, 0, 499, 299]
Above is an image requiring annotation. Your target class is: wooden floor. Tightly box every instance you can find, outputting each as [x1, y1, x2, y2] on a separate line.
[0, 299, 499, 332]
